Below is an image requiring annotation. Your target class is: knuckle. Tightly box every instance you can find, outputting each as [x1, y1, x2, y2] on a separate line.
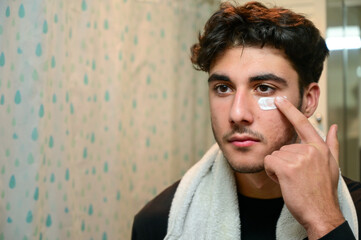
[307, 142, 327, 155]
[279, 145, 288, 151]
[264, 155, 277, 169]
[271, 150, 281, 156]
[295, 154, 305, 163]
[307, 145, 318, 155]
[264, 155, 272, 165]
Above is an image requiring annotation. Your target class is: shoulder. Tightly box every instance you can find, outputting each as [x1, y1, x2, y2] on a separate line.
[131, 180, 180, 240]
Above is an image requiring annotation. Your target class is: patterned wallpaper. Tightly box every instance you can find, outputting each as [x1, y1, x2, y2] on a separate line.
[0, 0, 216, 239]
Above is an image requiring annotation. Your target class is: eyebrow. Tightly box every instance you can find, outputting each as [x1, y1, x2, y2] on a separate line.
[249, 73, 288, 86]
[208, 73, 288, 86]
[208, 74, 230, 83]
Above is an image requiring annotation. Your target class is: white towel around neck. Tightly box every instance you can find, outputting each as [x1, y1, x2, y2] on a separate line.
[165, 144, 358, 240]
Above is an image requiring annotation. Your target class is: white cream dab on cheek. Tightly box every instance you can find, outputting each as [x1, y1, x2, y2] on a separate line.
[258, 97, 277, 110]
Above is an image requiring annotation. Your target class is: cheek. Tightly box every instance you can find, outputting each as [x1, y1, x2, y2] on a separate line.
[257, 110, 295, 143]
[209, 100, 230, 125]
[210, 109, 226, 136]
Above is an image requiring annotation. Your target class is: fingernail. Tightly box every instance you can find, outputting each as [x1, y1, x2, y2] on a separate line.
[275, 96, 286, 103]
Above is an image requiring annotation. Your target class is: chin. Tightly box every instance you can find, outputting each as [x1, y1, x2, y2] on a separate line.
[228, 162, 265, 174]
[224, 154, 265, 173]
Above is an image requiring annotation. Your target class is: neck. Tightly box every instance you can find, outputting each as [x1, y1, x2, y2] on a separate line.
[234, 171, 282, 199]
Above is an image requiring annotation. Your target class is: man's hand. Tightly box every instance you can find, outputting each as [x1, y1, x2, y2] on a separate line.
[264, 96, 345, 240]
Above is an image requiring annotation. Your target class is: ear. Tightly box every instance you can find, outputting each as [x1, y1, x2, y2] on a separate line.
[301, 83, 320, 118]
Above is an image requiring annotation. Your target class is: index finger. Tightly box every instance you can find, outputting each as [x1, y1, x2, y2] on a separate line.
[274, 96, 323, 143]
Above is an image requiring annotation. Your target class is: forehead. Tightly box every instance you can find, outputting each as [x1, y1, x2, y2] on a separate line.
[209, 46, 299, 84]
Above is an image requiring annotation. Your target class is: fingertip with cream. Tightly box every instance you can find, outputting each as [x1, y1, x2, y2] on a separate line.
[275, 96, 287, 103]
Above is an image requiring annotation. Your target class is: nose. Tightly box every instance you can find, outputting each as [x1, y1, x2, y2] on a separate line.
[229, 91, 254, 125]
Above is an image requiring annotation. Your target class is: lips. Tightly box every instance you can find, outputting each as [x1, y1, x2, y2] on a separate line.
[227, 134, 260, 148]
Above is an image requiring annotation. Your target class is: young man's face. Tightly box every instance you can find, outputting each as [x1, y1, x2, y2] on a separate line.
[208, 46, 304, 173]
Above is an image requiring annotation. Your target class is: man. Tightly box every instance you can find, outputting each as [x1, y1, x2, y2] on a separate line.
[132, 1, 361, 239]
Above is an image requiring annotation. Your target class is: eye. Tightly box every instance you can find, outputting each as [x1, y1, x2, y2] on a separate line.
[214, 84, 232, 95]
[255, 84, 275, 95]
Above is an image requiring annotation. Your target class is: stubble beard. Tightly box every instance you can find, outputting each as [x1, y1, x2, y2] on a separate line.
[212, 123, 298, 174]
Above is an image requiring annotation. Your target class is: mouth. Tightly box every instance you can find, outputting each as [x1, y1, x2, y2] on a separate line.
[227, 135, 260, 148]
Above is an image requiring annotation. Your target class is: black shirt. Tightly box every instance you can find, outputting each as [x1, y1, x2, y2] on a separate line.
[238, 193, 284, 239]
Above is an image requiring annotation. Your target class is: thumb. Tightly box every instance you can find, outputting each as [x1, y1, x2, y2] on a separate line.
[326, 124, 339, 165]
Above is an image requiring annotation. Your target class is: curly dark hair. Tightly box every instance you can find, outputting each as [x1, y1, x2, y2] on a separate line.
[190, 1, 329, 91]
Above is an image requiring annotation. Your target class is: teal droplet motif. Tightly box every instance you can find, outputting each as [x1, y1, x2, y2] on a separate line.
[91, 133, 95, 143]
[14, 91, 21, 104]
[49, 136, 54, 148]
[36, 43, 42, 57]
[105, 91, 110, 102]
[83, 148, 87, 159]
[43, 20, 48, 34]
[46, 214, 52, 227]
[104, 20, 109, 30]
[32, 128, 38, 141]
[6, 6, 10, 18]
[88, 204, 93, 215]
[18, 4, 25, 18]
[81, 220, 85, 231]
[84, 74, 88, 85]
[50, 173, 55, 183]
[27, 153, 34, 164]
[104, 162, 108, 173]
[9, 175, 16, 189]
[65, 168, 69, 181]
[39, 104, 44, 118]
[26, 211, 33, 223]
[82, 0, 87, 11]
[70, 103, 74, 114]
[0, 52, 5, 66]
[51, 56, 55, 68]
[34, 187, 39, 200]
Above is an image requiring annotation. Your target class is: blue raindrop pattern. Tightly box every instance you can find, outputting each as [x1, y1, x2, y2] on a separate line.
[0, 1, 215, 239]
